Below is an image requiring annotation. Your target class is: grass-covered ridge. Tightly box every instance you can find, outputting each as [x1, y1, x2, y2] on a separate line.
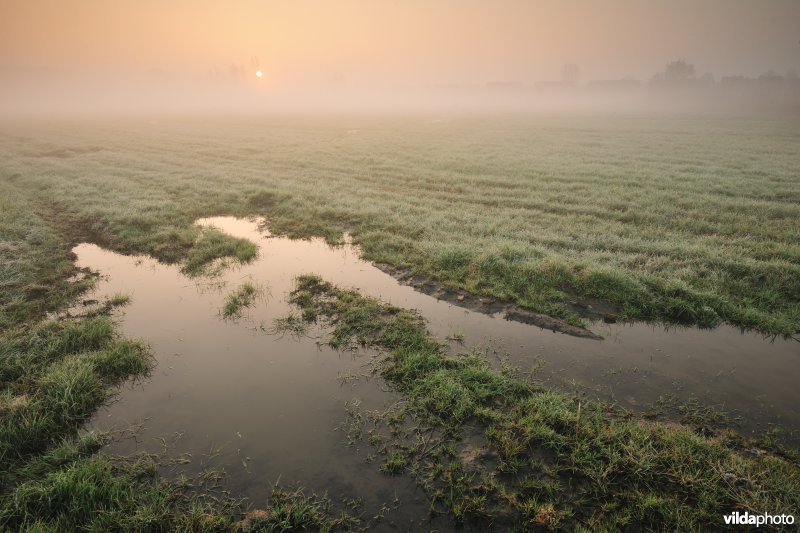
[2, 116, 797, 335]
[182, 228, 258, 277]
[289, 274, 800, 530]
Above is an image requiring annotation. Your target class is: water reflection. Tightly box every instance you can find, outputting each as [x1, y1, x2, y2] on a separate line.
[78, 216, 798, 525]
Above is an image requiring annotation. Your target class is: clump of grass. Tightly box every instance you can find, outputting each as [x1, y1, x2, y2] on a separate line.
[108, 293, 130, 307]
[236, 484, 362, 532]
[270, 313, 309, 338]
[446, 331, 465, 343]
[380, 453, 407, 476]
[220, 282, 262, 319]
[182, 228, 257, 277]
[290, 274, 800, 530]
[0, 317, 153, 468]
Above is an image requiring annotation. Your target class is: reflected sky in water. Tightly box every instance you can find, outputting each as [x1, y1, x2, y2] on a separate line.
[76, 216, 798, 527]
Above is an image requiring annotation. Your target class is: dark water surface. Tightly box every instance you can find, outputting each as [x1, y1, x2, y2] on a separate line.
[77, 217, 798, 528]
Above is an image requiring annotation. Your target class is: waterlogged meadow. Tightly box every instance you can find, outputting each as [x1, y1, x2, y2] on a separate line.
[2, 115, 798, 335]
[0, 115, 799, 530]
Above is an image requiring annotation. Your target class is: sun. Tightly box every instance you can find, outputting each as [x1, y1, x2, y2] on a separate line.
[255, 70, 263, 78]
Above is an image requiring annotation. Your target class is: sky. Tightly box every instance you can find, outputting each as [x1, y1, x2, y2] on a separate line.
[2, 0, 798, 83]
[1, 0, 798, 114]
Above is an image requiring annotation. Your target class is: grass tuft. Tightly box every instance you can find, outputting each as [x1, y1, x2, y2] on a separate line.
[182, 228, 257, 277]
[220, 282, 262, 319]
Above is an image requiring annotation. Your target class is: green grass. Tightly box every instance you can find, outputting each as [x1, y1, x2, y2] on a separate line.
[0, 181, 94, 330]
[1, 450, 360, 532]
[1, 116, 797, 335]
[0, 314, 153, 474]
[182, 228, 258, 277]
[220, 282, 261, 319]
[0, 179, 354, 531]
[290, 274, 800, 530]
[1, 114, 797, 529]
[269, 314, 309, 338]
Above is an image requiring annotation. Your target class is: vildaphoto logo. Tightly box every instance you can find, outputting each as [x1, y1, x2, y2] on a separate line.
[723, 511, 795, 527]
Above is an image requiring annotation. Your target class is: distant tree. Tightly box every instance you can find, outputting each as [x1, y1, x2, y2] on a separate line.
[663, 60, 696, 81]
[228, 62, 246, 80]
[787, 68, 798, 80]
[562, 63, 580, 85]
[759, 69, 783, 81]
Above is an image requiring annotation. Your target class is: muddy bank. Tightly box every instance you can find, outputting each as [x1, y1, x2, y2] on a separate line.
[373, 263, 605, 340]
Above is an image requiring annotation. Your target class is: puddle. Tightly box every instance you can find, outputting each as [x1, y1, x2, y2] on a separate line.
[76, 217, 799, 524]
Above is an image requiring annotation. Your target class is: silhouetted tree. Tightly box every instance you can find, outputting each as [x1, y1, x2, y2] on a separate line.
[759, 69, 783, 81]
[663, 60, 695, 81]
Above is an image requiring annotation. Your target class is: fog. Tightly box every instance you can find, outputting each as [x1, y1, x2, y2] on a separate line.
[2, 0, 799, 116]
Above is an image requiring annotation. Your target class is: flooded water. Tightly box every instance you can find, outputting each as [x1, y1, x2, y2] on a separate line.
[77, 216, 799, 527]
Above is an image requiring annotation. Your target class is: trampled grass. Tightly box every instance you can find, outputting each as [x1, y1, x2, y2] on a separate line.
[1, 115, 797, 334]
[0, 181, 93, 330]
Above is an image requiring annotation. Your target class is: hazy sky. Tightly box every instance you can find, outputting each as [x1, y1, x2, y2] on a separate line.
[2, 0, 799, 85]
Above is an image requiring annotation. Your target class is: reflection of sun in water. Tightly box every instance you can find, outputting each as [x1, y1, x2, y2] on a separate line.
[255, 70, 263, 78]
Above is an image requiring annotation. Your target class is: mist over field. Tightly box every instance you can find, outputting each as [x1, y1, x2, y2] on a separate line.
[2, 0, 799, 116]
[2, 2, 800, 531]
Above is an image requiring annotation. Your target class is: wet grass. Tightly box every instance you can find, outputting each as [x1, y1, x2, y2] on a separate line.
[221, 282, 261, 319]
[1, 115, 797, 529]
[1, 116, 797, 335]
[269, 314, 310, 338]
[0, 181, 93, 331]
[290, 274, 800, 530]
[1, 446, 361, 531]
[0, 182, 358, 531]
[182, 228, 258, 277]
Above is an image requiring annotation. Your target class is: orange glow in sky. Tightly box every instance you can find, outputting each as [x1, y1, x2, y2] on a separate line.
[2, 0, 798, 85]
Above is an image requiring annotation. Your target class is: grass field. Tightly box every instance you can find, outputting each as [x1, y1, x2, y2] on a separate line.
[2, 115, 798, 335]
[0, 114, 798, 529]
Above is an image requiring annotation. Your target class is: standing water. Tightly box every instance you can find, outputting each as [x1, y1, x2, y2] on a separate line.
[76, 217, 799, 527]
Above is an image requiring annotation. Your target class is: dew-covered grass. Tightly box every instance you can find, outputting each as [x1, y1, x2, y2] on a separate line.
[2, 115, 797, 335]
